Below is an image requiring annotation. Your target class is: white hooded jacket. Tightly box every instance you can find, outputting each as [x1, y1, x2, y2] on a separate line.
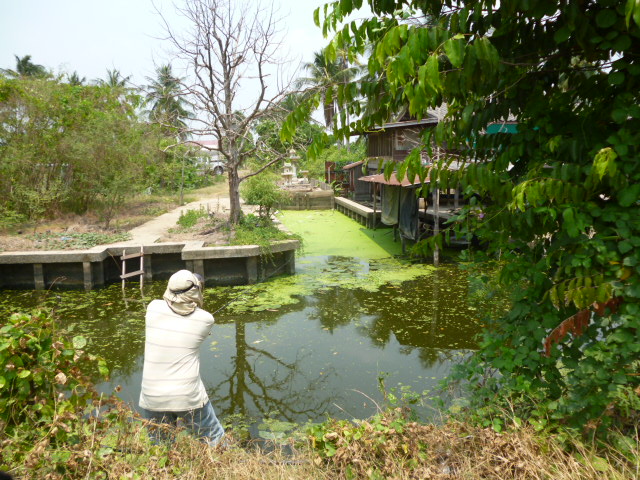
[139, 271, 214, 411]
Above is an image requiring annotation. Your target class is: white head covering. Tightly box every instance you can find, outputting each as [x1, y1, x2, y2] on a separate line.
[163, 270, 204, 316]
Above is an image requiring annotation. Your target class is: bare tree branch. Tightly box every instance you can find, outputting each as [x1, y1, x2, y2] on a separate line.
[159, 0, 296, 223]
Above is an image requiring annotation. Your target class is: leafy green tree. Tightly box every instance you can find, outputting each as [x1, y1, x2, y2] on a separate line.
[0, 76, 159, 225]
[240, 172, 287, 220]
[64, 93, 156, 227]
[312, 142, 365, 180]
[288, 0, 640, 437]
[253, 93, 328, 174]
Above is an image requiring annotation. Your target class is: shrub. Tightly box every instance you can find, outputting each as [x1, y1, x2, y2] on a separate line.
[241, 173, 288, 220]
[0, 310, 109, 473]
[176, 207, 210, 229]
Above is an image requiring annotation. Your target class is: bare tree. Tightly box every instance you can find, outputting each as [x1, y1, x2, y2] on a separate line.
[160, 0, 295, 224]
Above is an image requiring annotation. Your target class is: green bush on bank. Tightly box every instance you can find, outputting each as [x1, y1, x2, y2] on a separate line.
[176, 207, 211, 229]
[240, 172, 288, 220]
[0, 310, 110, 475]
[0, 76, 216, 229]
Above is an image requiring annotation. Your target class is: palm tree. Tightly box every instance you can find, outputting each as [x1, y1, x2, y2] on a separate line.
[1, 54, 47, 78]
[144, 64, 192, 139]
[99, 68, 131, 88]
[298, 51, 359, 132]
[66, 71, 86, 86]
[15, 54, 47, 77]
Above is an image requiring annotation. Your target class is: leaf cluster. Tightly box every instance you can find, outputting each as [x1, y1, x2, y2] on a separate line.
[297, 0, 640, 438]
[0, 310, 110, 474]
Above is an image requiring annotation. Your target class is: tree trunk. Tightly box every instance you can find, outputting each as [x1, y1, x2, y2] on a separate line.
[228, 165, 243, 224]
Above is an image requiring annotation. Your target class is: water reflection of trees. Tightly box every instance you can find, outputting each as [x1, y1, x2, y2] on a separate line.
[305, 288, 362, 332]
[209, 320, 334, 422]
[307, 269, 481, 370]
[1, 265, 486, 415]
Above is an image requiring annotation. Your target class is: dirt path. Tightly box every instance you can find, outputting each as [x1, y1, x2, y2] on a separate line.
[112, 194, 234, 246]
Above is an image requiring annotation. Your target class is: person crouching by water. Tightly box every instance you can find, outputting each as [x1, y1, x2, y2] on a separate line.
[139, 269, 225, 446]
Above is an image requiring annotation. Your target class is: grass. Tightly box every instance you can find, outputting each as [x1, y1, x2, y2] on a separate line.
[308, 411, 640, 480]
[5, 402, 637, 480]
[175, 207, 212, 230]
[231, 215, 299, 248]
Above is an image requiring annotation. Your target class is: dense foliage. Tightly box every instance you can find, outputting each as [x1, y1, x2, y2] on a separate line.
[315, 142, 367, 180]
[0, 71, 217, 231]
[288, 0, 640, 438]
[0, 311, 110, 475]
[0, 77, 160, 227]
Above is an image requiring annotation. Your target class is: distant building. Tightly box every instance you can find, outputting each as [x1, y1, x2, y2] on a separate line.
[187, 139, 224, 175]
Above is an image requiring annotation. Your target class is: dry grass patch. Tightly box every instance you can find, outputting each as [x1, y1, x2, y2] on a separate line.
[0, 183, 229, 252]
[311, 411, 639, 480]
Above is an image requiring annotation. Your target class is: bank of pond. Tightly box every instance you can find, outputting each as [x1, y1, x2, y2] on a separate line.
[1, 305, 635, 480]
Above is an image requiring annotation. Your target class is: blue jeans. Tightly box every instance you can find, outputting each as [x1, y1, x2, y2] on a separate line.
[142, 400, 225, 446]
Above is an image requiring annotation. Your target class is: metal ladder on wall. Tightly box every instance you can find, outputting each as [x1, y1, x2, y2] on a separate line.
[120, 246, 144, 291]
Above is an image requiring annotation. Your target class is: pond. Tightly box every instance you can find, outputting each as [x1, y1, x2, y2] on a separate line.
[0, 210, 505, 427]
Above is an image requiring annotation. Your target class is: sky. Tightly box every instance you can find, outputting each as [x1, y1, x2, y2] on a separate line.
[0, 0, 340, 91]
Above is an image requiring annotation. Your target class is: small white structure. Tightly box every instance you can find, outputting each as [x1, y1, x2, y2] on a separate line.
[282, 148, 300, 185]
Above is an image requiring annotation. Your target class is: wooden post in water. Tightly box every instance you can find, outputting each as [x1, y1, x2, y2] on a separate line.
[372, 183, 377, 229]
[432, 149, 441, 266]
[432, 186, 440, 266]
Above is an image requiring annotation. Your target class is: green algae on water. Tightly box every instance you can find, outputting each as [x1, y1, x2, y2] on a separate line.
[211, 210, 437, 314]
[277, 210, 402, 258]
[212, 261, 436, 315]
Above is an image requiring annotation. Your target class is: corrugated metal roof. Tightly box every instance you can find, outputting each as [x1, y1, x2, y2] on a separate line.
[371, 118, 438, 130]
[359, 173, 426, 186]
[188, 139, 219, 149]
[343, 160, 365, 170]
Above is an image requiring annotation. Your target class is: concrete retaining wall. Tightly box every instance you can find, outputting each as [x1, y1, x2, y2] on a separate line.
[280, 190, 335, 210]
[0, 240, 299, 291]
[334, 197, 380, 229]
